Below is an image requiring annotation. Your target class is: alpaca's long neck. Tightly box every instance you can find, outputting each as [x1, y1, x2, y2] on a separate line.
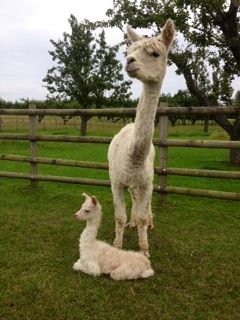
[131, 82, 161, 161]
[80, 215, 101, 243]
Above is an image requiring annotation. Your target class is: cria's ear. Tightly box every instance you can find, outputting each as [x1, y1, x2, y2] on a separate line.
[126, 25, 144, 43]
[159, 19, 175, 50]
[82, 192, 90, 199]
[91, 196, 98, 206]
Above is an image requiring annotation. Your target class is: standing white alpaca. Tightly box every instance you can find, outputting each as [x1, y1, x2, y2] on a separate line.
[73, 193, 154, 280]
[108, 20, 175, 257]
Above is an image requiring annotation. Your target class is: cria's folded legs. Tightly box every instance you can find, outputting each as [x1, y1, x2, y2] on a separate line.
[73, 259, 100, 277]
[110, 262, 153, 280]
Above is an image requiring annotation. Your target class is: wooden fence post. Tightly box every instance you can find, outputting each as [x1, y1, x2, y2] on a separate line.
[158, 102, 169, 205]
[29, 103, 38, 188]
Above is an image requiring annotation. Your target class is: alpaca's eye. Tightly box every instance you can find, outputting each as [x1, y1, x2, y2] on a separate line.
[85, 209, 90, 213]
[151, 52, 160, 58]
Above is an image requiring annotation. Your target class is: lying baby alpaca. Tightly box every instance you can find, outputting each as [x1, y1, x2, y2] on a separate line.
[73, 193, 154, 280]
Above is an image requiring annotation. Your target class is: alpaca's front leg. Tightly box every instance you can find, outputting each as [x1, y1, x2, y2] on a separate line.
[136, 186, 153, 257]
[112, 184, 127, 249]
[74, 259, 101, 277]
[137, 218, 149, 257]
[147, 200, 154, 229]
[73, 259, 83, 271]
[84, 261, 101, 277]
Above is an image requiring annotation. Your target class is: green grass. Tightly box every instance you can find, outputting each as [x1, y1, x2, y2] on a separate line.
[0, 122, 240, 320]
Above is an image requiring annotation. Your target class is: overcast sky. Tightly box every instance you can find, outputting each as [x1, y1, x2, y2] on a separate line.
[0, 0, 239, 102]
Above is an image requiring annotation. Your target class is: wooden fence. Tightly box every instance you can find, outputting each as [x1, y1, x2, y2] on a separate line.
[0, 104, 240, 203]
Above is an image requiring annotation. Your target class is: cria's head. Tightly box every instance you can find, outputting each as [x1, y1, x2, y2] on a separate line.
[125, 19, 175, 83]
[75, 193, 100, 221]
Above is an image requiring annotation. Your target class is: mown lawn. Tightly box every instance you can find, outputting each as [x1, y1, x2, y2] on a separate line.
[0, 122, 240, 320]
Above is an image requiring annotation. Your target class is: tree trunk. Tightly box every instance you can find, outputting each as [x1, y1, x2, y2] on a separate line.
[80, 116, 90, 136]
[230, 149, 240, 166]
[203, 117, 209, 133]
[230, 117, 240, 166]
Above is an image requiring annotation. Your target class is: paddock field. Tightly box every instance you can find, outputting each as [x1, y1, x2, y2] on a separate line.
[0, 120, 239, 320]
[0, 115, 128, 134]
[0, 114, 230, 137]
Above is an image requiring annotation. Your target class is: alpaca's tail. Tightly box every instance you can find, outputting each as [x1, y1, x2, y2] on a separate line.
[141, 268, 154, 278]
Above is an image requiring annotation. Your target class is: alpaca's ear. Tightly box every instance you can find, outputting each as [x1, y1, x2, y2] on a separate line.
[91, 196, 98, 206]
[126, 25, 143, 43]
[82, 192, 90, 199]
[159, 19, 175, 50]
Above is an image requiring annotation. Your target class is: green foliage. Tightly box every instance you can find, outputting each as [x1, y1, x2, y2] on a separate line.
[0, 98, 27, 109]
[161, 90, 200, 125]
[43, 15, 132, 108]
[0, 97, 6, 106]
[161, 90, 198, 108]
[233, 90, 240, 106]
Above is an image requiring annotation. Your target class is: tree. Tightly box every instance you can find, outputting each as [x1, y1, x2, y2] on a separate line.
[233, 90, 240, 106]
[43, 15, 132, 135]
[106, 0, 240, 166]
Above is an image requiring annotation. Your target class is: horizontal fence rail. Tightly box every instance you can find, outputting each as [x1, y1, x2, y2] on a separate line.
[0, 171, 111, 187]
[0, 105, 240, 203]
[0, 170, 239, 201]
[156, 167, 240, 179]
[1, 106, 240, 116]
[159, 186, 240, 201]
[1, 154, 240, 180]
[0, 154, 109, 170]
[0, 133, 112, 144]
[157, 139, 240, 149]
[1, 134, 240, 149]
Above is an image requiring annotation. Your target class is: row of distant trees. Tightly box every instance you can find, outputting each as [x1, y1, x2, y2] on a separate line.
[161, 90, 240, 128]
[1, 89, 239, 129]
[1, 89, 240, 110]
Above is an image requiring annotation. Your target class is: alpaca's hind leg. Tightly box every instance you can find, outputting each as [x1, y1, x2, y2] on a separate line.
[127, 188, 138, 228]
[112, 184, 127, 249]
[128, 189, 154, 229]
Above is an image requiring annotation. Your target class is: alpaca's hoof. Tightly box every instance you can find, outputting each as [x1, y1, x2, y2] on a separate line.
[113, 239, 122, 249]
[73, 262, 81, 271]
[142, 268, 154, 278]
[148, 220, 154, 229]
[142, 250, 150, 258]
[126, 219, 137, 228]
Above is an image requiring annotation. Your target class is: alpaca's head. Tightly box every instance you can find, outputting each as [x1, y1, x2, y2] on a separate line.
[125, 19, 175, 83]
[75, 193, 101, 222]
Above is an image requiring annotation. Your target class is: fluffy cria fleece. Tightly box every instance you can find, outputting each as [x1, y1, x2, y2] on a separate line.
[73, 193, 154, 280]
